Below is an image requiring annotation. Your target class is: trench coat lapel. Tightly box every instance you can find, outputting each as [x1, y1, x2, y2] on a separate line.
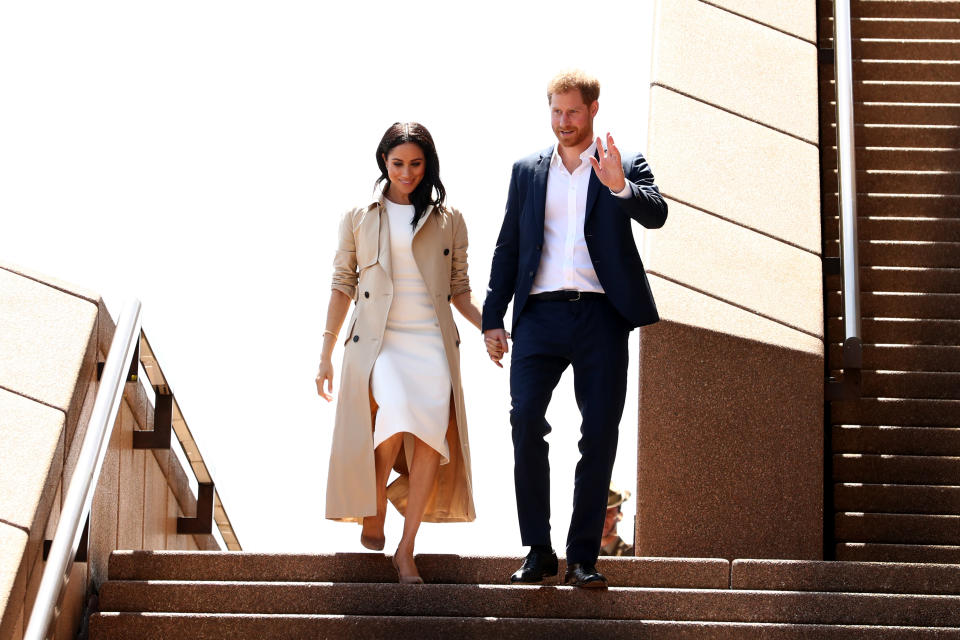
[412, 204, 435, 239]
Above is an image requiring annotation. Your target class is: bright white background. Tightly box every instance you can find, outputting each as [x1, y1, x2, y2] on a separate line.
[0, 1, 655, 556]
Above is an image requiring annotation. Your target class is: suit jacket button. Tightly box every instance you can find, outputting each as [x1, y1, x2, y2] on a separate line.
[352, 335, 359, 343]
[364, 291, 370, 298]
[528, 271, 534, 277]
[443, 248, 450, 256]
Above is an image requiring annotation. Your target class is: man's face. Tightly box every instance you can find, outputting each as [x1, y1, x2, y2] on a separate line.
[550, 90, 597, 150]
[602, 506, 622, 537]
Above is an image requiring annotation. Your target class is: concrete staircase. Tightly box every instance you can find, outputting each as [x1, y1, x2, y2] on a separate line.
[88, 551, 960, 638]
[822, 0, 960, 562]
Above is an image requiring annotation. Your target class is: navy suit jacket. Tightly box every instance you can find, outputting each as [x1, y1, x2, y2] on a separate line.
[482, 146, 668, 332]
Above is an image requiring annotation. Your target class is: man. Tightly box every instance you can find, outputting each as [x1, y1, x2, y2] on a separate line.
[599, 485, 634, 557]
[482, 70, 666, 589]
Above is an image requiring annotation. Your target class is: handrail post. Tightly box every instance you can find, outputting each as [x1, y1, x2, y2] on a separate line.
[828, 0, 863, 400]
[23, 300, 142, 640]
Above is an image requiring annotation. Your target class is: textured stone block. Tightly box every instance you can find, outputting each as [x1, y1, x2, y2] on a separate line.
[0, 525, 28, 640]
[117, 402, 145, 551]
[647, 86, 821, 253]
[0, 269, 98, 423]
[698, 0, 816, 42]
[0, 390, 65, 532]
[653, 0, 818, 142]
[645, 199, 823, 337]
[143, 453, 169, 550]
[636, 277, 823, 560]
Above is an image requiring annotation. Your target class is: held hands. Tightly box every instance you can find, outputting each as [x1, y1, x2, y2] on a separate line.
[589, 133, 627, 193]
[483, 329, 510, 368]
[316, 360, 335, 402]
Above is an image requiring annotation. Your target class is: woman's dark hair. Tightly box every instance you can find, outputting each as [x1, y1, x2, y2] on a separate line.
[376, 122, 446, 229]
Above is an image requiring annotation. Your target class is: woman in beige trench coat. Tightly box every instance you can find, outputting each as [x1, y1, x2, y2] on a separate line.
[316, 122, 492, 584]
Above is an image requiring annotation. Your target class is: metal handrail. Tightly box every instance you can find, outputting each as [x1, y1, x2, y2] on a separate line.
[23, 299, 142, 640]
[831, 0, 863, 396]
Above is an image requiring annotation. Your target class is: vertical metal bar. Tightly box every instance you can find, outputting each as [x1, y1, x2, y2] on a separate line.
[834, 0, 863, 354]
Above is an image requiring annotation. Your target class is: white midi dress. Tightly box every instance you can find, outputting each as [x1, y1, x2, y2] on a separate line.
[370, 199, 451, 464]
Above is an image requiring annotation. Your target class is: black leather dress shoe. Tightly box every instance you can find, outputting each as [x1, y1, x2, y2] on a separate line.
[509, 549, 559, 583]
[564, 563, 608, 589]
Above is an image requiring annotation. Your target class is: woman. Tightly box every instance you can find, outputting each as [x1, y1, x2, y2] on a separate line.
[316, 122, 486, 584]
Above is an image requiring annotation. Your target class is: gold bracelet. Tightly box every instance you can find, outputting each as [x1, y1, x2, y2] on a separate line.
[323, 329, 338, 340]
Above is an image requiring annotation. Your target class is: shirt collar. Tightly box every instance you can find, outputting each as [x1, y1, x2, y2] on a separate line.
[550, 140, 598, 171]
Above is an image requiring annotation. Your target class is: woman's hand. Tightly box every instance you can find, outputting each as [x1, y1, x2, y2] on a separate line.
[484, 328, 510, 368]
[316, 359, 335, 402]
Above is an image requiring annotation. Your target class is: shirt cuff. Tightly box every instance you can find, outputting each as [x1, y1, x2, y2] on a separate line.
[611, 182, 632, 199]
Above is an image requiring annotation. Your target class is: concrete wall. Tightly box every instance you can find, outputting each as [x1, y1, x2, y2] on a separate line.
[0, 262, 218, 640]
[637, 0, 824, 559]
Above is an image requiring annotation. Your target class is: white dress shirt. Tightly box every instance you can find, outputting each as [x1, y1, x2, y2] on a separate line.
[531, 142, 632, 294]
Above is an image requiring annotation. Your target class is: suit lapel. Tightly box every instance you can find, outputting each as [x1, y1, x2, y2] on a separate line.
[532, 149, 551, 238]
[584, 149, 602, 224]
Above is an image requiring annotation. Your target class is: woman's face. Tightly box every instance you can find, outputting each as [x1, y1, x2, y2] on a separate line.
[383, 142, 426, 204]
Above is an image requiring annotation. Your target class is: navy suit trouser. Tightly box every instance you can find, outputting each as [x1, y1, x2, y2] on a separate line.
[509, 294, 631, 566]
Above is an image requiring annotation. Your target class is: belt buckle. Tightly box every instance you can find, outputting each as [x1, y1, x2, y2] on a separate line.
[569, 290, 581, 302]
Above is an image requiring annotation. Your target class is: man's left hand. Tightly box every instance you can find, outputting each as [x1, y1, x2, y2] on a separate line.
[589, 132, 627, 193]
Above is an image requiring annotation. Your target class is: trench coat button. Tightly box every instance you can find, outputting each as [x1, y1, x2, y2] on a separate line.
[352, 335, 359, 343]
[443, 248, 450, 256]
[447, 294, 451, 301]
[456, 339, 460, 347]
[364, 291, 370, 298]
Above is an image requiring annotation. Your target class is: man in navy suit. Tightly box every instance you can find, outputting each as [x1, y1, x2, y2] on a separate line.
[482, 70, 667, 589]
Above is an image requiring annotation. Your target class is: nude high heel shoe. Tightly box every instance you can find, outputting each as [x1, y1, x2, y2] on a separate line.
[392, 554, 424, 585]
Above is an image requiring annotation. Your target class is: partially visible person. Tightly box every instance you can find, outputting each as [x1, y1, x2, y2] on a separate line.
[317, 122, 482, 584]
[599, 485, 634, 557]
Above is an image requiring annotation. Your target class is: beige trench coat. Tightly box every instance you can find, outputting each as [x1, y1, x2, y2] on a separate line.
[325, 195, 476, 523]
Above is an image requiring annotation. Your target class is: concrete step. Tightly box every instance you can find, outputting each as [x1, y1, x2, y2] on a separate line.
[857, 81, 960, 104]
[105, 551, 729, 588]
[831, 398, 960, 427]
[828, 343, 960, 371]
[852, 60, 960, 83]
[87, 613, 960, 640]
[860, 370, 960, 399]
[824, 217, 960, 242]
[835, 482, 960, 514]
[828, 316, 960, 343]
[822, 192, 960, 217]
[836, 103, 960, 127]
[826, 270, 960, 295]
[835, 512, 960, 545]
[850, 170, 960, 195]
[823, 240, 960, 268]
[834, 453, 960, 484]
[731, 558, 960, 595]
[833, 425, 960, 455]
[827, 292, 960, 319]
[837, 542, 960, 563]
[821, 17, 960, 41]
[823, 147, 960, 172]
[95, 580, 960, 626]
[852, 1, 960, 20]
[820, 123, 960, 150]
[854, 38, 960, 60]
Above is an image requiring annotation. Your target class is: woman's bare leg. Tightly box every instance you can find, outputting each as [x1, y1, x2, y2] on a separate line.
[394, 436, 441, 579]
[363, 432, 403, 543]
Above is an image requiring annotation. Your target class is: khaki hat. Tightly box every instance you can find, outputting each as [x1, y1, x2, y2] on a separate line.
[607, 484, 631, 509]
